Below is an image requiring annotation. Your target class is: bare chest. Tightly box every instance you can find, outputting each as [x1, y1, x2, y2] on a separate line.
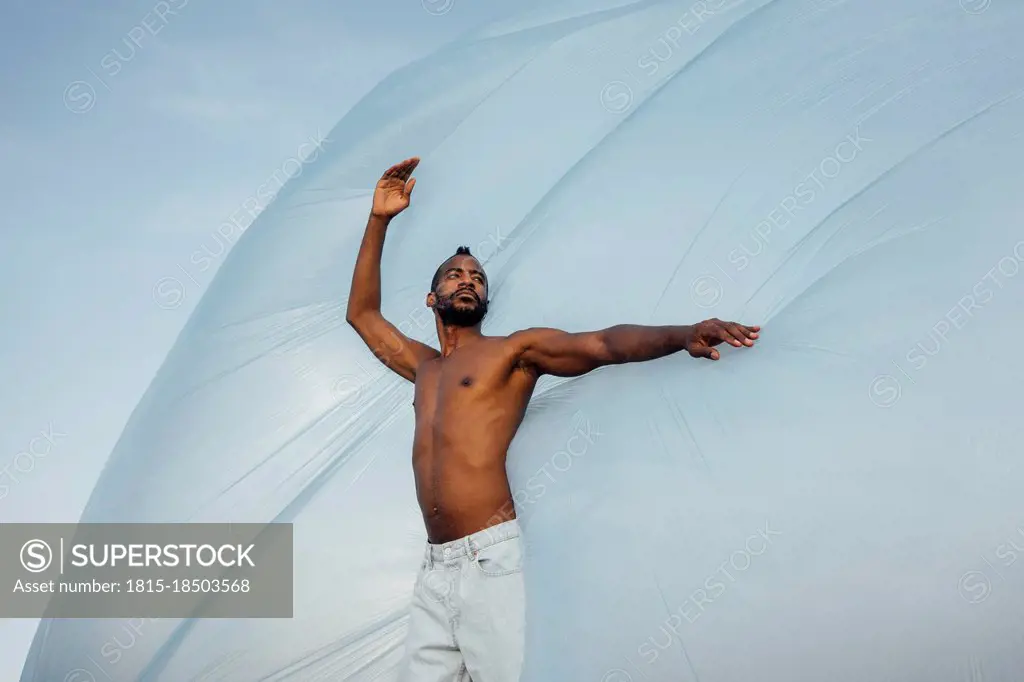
[415, 352, 499, 409]
[412, 342, 530, 417]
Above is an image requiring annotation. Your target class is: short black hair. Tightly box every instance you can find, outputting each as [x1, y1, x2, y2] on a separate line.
[430, 246, 476, 292]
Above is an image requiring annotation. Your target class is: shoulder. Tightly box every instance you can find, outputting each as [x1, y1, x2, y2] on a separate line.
[416, 353, 441, 372]
[501, 328, 569, 371]
[504, 327, 564, 350]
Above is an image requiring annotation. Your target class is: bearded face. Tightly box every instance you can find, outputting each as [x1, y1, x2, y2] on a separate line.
[433, 287, 489, 327]
[429, 253, 489, 328]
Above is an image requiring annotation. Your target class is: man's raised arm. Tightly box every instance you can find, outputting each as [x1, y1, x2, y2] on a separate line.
[345, 157, 439, 382]
[511, 320, 760, 377]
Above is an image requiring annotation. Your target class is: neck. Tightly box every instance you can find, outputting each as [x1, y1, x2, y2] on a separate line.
[436, 319, 483, 357]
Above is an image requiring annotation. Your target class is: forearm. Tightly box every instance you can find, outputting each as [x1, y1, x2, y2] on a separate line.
[346, 212, 391, 319]
[599, 324, 696, 364]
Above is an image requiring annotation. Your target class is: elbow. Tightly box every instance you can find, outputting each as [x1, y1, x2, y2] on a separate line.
[346, 297, 376, 325]
[346, 295, 381, 326]
[596, 333, 626, 365]
[345, 309, 367, 328]
[346, 307, 384, 331]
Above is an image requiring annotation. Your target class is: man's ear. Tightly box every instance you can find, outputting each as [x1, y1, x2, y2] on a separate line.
[425, 292, 436, 308]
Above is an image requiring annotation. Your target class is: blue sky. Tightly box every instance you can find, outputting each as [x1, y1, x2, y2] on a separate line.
[0, 0, 533, 675]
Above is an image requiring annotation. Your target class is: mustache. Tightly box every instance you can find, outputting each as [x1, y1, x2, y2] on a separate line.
[436, 289, 489, 327]
[451, 288, 479, 301]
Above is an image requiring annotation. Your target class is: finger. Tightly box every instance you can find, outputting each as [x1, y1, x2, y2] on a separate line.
[405, 177, 416, 196]
[713, 324, 744, 347]
[402, 157, 420, 173]
[384, 157, 418, 178]
[690, 345, 719, 360]
[392, 161, 409, 179]
[396, 159, 417, 181]
[722, 322, 758, 341]
[731, 323, 758, 339]
[728, 324, 755, 346]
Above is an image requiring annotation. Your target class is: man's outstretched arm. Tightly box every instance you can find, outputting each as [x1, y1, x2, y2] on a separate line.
[346, 157, 440, 382]
[511, 319, 760, 377]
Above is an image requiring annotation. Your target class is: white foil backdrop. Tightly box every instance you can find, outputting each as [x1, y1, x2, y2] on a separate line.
[21, 0, 1024, 680]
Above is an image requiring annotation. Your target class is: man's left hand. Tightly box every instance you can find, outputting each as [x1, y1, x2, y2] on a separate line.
[686, 319, 760, 360]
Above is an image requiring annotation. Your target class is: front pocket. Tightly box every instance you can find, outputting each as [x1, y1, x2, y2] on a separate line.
[473, 539, 523, 577]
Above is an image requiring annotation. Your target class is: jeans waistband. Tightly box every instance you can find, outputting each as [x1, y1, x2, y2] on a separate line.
[425, 519, 519, 563]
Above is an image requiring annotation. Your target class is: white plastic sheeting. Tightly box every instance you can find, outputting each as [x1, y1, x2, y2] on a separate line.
[22, 0, 1024, 680]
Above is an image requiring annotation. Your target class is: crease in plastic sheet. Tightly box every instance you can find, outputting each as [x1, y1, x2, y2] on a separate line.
[21, 0, 1024, 680]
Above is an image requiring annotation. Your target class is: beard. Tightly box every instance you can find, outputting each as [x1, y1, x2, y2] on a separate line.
[434, 290, 489, 328]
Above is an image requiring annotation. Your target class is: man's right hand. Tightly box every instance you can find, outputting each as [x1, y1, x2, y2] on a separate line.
[371, 157, 419, 219]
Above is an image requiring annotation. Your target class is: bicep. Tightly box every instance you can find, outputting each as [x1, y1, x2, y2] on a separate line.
[347, 312, 439, 382]
[514, 327, 611, 377]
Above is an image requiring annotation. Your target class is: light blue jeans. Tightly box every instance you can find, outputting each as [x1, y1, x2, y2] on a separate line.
[397, 519, 525, 682]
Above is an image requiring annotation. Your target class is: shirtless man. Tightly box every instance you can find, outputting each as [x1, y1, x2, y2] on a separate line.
[346, 157, 760, 682]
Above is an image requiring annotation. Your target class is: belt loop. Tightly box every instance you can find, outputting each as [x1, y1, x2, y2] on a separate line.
[464, 535, 475, 560]
[424, 543, 433, 569]
[480, 524, 495, 549]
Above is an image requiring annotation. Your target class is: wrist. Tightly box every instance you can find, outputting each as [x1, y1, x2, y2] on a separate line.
[673, 325, 696, 347]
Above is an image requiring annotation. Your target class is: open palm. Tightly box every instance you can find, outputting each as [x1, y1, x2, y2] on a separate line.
[372, 157, 419, 218]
